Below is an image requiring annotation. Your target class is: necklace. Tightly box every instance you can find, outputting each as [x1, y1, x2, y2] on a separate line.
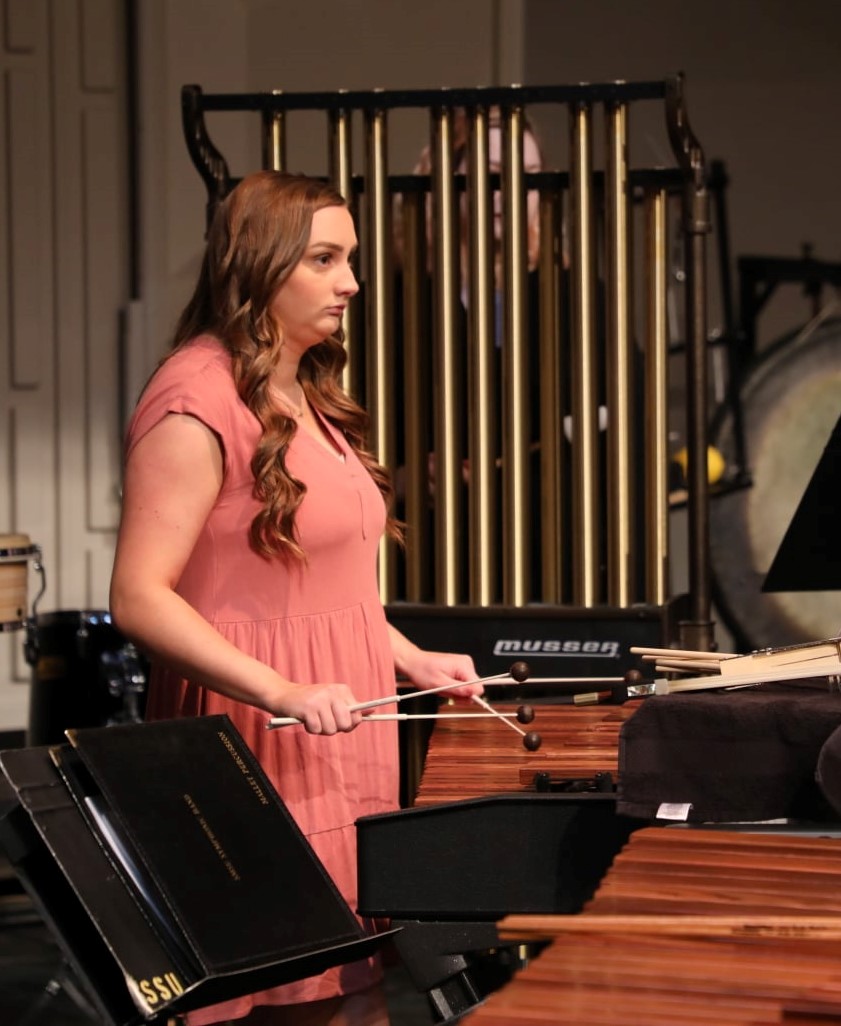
[270, 382, 306, 419]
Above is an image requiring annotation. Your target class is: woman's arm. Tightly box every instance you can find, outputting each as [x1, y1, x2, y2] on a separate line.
[110, 412, 360, 733]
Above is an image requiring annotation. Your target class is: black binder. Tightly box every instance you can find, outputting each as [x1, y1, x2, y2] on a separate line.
[0, 716, 393, 1025]
[763, 413, 841, 593]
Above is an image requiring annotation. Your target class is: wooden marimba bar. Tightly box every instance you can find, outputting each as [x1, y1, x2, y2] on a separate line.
[464, 826, 841, 1024]
[585, 827, 841, 918]
[414, 700, 639, 806]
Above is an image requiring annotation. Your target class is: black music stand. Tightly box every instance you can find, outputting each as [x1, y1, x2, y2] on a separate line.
[0, 716, 395, 1026]
[762, 413, 841, 594]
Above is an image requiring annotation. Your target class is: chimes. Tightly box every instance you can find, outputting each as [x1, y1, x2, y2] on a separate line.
[180, 77, 713, 648]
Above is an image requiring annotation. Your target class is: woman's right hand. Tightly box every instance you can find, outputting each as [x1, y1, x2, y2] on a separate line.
[274, 680, 363, 735]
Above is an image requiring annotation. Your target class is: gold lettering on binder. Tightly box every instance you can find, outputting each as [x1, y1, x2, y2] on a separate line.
[217, 730, 270, 805]
[183, 792, 242, 881]
[138, 972, 184, 1004]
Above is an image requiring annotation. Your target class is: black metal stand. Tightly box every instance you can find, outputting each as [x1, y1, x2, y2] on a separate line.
[11, 960, 100, 1026]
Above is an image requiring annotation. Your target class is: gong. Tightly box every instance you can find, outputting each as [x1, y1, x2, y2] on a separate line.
[710, 317, 841, 651]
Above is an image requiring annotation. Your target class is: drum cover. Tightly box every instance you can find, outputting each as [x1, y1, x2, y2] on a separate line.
[711, 318, 841, 651]
[0, 532, 35, 630]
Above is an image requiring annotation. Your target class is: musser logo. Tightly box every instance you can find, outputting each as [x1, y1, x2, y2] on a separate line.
[492, 638, 621, 658]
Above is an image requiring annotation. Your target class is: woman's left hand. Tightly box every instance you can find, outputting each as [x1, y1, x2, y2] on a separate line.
[387, 623, 483, 699]
[401, 647, 483, 700]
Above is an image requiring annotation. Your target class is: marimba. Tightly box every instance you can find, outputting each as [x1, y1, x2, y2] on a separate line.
[465, 826, 841, 1024]
[357, 701, 644, 922]
[414, 700, 640, 805]
[356, 699, 647, 1019]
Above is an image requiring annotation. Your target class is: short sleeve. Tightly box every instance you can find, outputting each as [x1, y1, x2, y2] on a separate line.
[125, 339, 243, 466]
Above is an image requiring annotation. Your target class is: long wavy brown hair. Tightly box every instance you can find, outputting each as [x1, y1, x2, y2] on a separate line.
[169, 170, 400, 560]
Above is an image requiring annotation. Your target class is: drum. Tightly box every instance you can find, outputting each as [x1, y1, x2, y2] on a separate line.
[710, 317, 841, 651]
[0, 533, 40, 631]
[26, 610, 148, 746]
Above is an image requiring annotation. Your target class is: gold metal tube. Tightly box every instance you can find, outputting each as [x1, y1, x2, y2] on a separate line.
[261, 94, 286, 171]
[466, 106, 497, 606]
[364, 105, 396, 601]
[568, 101, 599, 606]
[430, 107, 462, 605]
[537, 187, 563, 602]
[644, 187, 670, 605]
[400, 190, 432, 601]
[500, 104, 530, 606]
[328, 105, 353, 199]
[604, 101, 635, 606]
[328, 104, 360, 399]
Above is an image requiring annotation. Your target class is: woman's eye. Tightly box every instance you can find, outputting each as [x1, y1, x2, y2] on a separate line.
[315, 253, 332, 266]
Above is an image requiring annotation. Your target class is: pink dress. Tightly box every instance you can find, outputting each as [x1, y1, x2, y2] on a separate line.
[125, 336, 399, 1022]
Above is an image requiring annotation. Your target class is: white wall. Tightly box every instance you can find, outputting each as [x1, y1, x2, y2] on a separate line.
[0, 0, 129, 729]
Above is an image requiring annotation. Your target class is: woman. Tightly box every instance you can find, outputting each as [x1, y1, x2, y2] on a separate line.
[110, 171, 481, 1026]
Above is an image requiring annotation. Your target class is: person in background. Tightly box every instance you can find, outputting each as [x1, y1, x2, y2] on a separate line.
[393, 110, 645, 604]
[397, 106, 545, 292]
[392, 110, 556, 599]
[109, 170, 481, 1026]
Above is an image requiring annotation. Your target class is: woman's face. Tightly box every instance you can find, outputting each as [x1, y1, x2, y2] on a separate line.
[270, 205, 359, 352]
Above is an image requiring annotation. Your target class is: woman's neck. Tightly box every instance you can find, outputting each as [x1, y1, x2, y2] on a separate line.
[269, 352, 302, 392]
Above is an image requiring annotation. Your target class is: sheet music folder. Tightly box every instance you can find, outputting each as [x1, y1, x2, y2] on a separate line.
[763, 413, 841, 593]
[0, 715, 393, 1025]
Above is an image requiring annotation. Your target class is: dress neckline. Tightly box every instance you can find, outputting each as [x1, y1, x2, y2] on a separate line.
[298, 406, 348, 465]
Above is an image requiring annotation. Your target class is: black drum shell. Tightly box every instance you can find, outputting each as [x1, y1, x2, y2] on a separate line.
[26, 610, 146, 746]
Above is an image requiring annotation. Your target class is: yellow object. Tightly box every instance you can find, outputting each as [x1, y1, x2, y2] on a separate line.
[673, 445, 726, 485]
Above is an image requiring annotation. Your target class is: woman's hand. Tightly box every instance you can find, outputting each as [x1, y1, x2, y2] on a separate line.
[388, 624, 482, 700]
[407, 649, 483, 700]
[273, 681, 363, 735]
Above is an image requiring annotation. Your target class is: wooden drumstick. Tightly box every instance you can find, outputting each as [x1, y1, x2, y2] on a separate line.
[516, 676, 624, 684]
[466, 694, 542, 751]
[631, 645, 733, 661]
[348, 659, 531, 713]
[471, 692, 527, 738]
[265, 662, 534, 733]
[652, 660, 841, 695]
[371, 669, 620, 709]
[362, 711, 526, 722]
[267, 710, 531, 728]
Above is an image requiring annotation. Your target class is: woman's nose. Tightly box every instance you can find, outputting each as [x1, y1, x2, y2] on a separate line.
[339, 264, 359, 296]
